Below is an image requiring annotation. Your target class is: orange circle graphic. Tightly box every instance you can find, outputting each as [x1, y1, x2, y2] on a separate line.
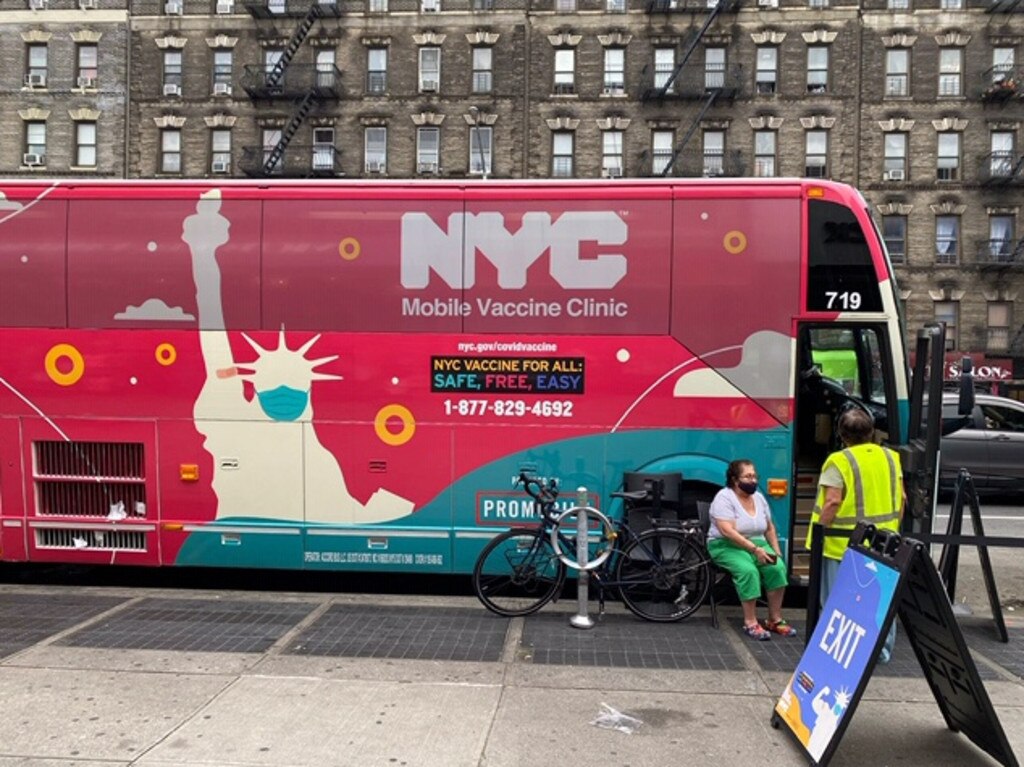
[45, 344, 85, 386]
[339, 237, 361, 261]
[155, 343, 177, 366]
[723, 230, 748, 254]
[374, 404, 416, 446]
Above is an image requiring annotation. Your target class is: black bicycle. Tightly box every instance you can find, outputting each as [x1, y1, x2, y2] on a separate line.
[471, 473, 711, 621]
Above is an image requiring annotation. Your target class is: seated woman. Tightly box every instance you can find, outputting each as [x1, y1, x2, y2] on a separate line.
[707, 459, 797, 641]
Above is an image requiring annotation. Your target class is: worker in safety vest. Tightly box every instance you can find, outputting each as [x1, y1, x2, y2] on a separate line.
[809, 407, 905, 663]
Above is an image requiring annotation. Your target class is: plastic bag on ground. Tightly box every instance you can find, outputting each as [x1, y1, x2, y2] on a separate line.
[590, 702, 643, 734]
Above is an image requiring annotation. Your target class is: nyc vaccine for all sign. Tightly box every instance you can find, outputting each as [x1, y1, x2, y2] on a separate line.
[774, 548, 900, 764]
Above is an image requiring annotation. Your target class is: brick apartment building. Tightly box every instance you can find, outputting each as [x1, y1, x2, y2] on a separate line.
[2, 0, 1024, 388]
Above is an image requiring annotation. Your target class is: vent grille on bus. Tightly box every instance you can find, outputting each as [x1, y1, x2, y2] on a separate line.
[34, 527, 147, 552]
[34, 441, 147, 518]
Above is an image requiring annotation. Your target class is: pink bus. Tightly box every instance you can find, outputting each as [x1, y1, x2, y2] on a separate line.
[0, 179, 920, 578]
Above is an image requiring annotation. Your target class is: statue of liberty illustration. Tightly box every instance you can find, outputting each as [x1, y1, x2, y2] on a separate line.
[183, 190, 414, 524]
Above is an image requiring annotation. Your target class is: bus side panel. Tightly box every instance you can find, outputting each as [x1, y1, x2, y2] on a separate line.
[0, 195, 67, 329]
[20, 417, 161, 567]
[671, 196, 802, 426]
[155, 417, 217, 565]
[0, 418, 27, 562]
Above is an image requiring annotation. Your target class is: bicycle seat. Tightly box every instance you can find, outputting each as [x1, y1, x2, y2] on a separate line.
[610, 489, 649, 502]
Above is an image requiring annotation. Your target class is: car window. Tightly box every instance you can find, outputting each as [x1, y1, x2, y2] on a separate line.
[980, 404, 1024, 432]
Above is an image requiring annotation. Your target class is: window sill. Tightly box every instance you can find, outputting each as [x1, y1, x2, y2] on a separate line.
[69, 166, 99, 172]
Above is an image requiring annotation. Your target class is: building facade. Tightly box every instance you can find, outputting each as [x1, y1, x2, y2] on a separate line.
[3, 0, 1024, 389]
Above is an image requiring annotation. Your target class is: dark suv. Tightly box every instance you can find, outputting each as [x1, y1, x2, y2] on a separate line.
[939, 393, 1024, 495]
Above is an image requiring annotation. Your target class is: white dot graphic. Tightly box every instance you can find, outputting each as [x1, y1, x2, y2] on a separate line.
[391, 377, 400, 385]
[20, 255, 28, 263]
[700, 212, 709, 221]
[616, 349, 631, 363]
[147, 242, 158, 252]
[130, 376, 138, 385]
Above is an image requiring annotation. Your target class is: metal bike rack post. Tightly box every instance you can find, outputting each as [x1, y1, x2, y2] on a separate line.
[569, 486, 595, 630]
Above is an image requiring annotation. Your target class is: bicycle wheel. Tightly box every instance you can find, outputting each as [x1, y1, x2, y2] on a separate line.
[615, 530, 711, 622]
[472, 528, 566, 617]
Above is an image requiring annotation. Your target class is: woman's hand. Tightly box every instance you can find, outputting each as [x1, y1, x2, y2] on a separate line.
[752, 546, 771, 564]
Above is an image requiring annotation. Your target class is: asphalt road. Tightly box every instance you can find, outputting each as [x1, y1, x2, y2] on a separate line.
[931, 501, 1024, 615]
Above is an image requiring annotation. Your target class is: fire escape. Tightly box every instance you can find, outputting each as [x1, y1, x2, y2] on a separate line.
[240, 0, 344, 177]
[642, 0, 743, 177]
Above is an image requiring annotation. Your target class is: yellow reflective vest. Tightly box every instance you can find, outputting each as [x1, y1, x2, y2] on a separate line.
[808, 443, 903, 560]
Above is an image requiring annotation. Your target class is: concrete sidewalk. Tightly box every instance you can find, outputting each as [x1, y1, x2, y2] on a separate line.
[0, 585, 1020, 767]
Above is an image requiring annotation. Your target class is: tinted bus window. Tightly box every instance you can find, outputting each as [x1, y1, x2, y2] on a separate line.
[806, 199, 883, 313]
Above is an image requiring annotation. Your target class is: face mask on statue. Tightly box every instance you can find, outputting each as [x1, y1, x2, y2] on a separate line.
[737, 480, 758, 495]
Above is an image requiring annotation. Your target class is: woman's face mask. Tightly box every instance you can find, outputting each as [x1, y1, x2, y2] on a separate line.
[737, 480, 758, 495]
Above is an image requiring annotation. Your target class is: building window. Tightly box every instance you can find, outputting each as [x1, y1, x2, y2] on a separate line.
[989, 215, 1015, 262]
[654, 48, 674, 91]
[882, 215, 907, 264]
[755, 47, 777, 94]
[652, 130, 673, 175]
[75, 122, 97, 167]
[161, 129, 181, 173]
[417, 126, 440, 173]
[805, 130, 827, 178]
[213, 49, 232, 92]
[264, 48, 282, 78]
[472, 47, 492, 93]
[369, 0, 387, 11]
[808, 0, 828, 7]
[705, 47, 725, 90]
[992, 47, 1015, 83]
[552, 132, 573, 177]
[604, 48, 625, 94]
[940, 0, 962, 8]
[421, 0, 439, 10]
[607, 0, 625, 11]
[555, 0, 576, 10]
[883, 132, 907, 181]
[934, 301, 958, 350]
[262, 128, 283, 175]
[754, 130, 776, 177]
[703, 130, 724, 176]
[211, 128, 230, 173]
[807, 46, 829, 93]
[602, 131, 623, 177]
[554, 49, 575, 94]
[367, 48, 387, 93]
[163, 50, 182, 94]
[885, 49, 909, 97]
[936, 132, 960, 182]
[469, 125, 492, 176]
[419, 47, 440, 92]
[76, 44, 98, 88]
[312, 127, 335, 171]
[988, 302, 1011, 351]
[315, 50, 336, 89]
[887, 0, 909, 8]
[26, 44, 48, 86]
[938, 48, 962, 97]
[990, 131, 1015, 178]
[365, 126, 387, 173]
[24, 121, 46, 165]
[935, 216, 960, 265]
[473, 0, 493, 9]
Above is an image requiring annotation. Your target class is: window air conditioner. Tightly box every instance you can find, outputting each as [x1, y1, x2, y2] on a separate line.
[703, 166, 723, 177]
[216, 0, 233, 10]
[420, 79, 439, 92]
[884, 169, 905, 181]
[29, 0, 47, 9]
[757, 0, 777, 6]
[163, 83, 182, 96]
[79, 0, 98, 8]
[418, 161, 438, 174]
[422, 0, 438, 9]
[211, 160, 229, 173]
[366, 160, 384, 173]
[213, 82, 232, 95]
[602, 86, 625, 95]
[602, 166, 623, 178]
[23, 153, 44, 166]
[77, 76, 96, 88]
[25, 73, 47, 87]
[165, 1, 182, 13]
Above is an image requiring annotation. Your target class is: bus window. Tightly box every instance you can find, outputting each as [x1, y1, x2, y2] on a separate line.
[806, 199, 884, 314]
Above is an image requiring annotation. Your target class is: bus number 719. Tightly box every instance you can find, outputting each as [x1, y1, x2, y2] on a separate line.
[825, 291, 862, 311]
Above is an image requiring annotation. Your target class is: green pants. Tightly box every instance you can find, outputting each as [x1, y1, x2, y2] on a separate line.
[707, 536, 788, 602]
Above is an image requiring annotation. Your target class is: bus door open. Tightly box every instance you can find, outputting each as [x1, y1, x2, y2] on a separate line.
[791, 323, 899, 582]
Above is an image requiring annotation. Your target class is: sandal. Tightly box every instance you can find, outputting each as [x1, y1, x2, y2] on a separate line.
[762, 619, 798, 638]
[743, 622, 771, 641]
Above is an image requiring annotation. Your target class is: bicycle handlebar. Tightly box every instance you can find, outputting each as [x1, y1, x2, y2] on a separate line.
[518, 471, 558, 506]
